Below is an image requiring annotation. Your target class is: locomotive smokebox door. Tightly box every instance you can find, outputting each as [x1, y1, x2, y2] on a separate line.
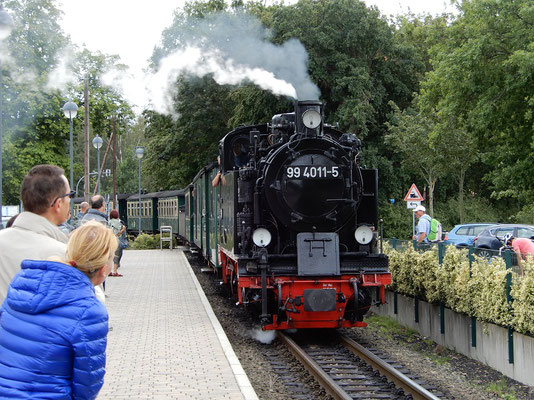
[297, 232, 340, 276]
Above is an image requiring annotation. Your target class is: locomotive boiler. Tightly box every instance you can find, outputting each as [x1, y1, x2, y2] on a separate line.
[216, 101, 390, 330]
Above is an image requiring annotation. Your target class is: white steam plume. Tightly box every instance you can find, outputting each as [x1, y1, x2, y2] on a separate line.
[46, 48, 77, 91]
[103, 12, 320, 115]
[146, 46, 297, 114]
[249, 327, 276, 344]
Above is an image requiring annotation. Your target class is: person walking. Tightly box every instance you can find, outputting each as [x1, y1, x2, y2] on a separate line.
[412, 205, 431, 244]
[108, 209, 126, 277]
[0, 165, 70, 303]
[0, 221, 117, 399]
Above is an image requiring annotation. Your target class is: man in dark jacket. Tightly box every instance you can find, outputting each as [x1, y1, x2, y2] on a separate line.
[82, 195, 108, 224]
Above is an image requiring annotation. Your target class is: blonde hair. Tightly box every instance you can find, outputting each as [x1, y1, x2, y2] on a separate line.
[66, 221, 118, 277]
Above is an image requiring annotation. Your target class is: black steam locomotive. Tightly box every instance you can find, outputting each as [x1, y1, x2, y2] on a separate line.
[216, 101, 390, 330]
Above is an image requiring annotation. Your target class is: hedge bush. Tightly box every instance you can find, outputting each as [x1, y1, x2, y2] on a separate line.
[131, 233, 172, 249]
[385, 244, 534, 335]
[132, 233, 159, 249]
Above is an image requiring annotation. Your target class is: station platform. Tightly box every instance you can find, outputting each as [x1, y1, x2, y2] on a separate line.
[97, 249, 259, 400]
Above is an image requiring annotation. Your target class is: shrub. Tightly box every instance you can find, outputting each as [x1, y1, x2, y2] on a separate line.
[132, 233, 159, 249]
[384, 243, 530, 334]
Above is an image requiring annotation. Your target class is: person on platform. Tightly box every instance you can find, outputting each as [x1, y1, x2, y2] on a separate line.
[108, 209, 126, 277]
[504, 234, 534, 275]
[77, 201, 90, 222]
[0, 221, 116, 399]
[82, 195, 108, 224]
[0, 165, 70, 303]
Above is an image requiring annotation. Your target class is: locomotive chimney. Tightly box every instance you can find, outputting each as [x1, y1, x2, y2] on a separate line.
[295, 100, 323, 137]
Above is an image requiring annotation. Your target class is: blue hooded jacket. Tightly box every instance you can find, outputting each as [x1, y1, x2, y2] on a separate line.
[0, 260, 108, 399]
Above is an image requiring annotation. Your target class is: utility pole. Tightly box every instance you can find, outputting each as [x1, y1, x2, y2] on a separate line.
[112, 115, 117, 209]
[83, 78, 90, 201]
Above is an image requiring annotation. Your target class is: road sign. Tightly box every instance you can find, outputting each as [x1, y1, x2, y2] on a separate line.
[404, 184, 424, 202]
[406, 200, 421, 209]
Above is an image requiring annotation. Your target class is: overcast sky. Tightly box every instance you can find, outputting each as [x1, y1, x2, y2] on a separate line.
[58, 0, 456, 71]
[55, 0, 456, 110]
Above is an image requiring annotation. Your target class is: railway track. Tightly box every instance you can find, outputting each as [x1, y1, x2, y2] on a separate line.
[277, 330, 443, 400]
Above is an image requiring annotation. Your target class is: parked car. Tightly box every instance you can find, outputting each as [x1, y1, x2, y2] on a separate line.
[473, 224, 534, 259]
[444, 223, 496, 247]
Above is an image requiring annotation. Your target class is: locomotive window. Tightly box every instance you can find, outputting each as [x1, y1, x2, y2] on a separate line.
[231, 138, 250, 168]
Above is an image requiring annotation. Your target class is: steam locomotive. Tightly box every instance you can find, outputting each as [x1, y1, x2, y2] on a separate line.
[215, 101, 390, 330]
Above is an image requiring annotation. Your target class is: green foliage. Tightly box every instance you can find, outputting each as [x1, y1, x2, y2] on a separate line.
[420, 0, 534, 204]
[386, 244, 534, 335]
[131, 234, 172, 249]
[513, 205, 534, 225]
[511, 263, 534, 336]
[379, 201, 413, 240]
[0, 0, 137, 204]
[132, 234, 159, 249]
[485, 378, 517, 400]
[434, 196, 502, 231]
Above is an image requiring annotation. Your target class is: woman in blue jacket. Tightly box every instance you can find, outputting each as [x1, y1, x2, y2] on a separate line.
[0, 221, 117, 399]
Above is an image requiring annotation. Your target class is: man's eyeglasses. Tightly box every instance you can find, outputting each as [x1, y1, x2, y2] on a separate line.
[50, 191, 76, 207]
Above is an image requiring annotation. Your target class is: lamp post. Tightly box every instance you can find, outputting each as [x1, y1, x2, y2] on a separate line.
[0, 5, 13, 229]
[135, 146, 145, 235]
[92, 135, 103, 194]
[61, 100, 78, 222]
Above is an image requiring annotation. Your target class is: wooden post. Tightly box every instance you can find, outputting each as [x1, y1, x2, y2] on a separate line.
[112, 115, 117, 209]
[83, 78, 90, 201]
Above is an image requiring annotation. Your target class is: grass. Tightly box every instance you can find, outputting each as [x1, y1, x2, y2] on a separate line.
[485, 378, 517, 399]
[365, 314, 418, 341]
[365, 314, 451, 365]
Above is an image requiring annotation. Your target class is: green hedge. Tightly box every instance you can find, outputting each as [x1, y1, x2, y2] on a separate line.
[385, 244, 534, 335]
[132, 233, 172, 249]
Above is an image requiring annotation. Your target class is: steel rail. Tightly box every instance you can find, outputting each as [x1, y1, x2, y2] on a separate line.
[277, 332, 352, 400]
[339, 333, 441, 400]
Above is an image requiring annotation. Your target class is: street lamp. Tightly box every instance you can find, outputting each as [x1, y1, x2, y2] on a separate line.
[92, 135, 103, 193]
[0, 5, 13, 229]
[62, 100, 78, 222]
[135, 146, 145, 235]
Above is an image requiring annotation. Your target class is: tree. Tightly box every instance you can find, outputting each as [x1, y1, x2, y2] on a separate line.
[386, 101, 444, 216]
[1, 0, 70, 203]
[143, 76, 234, 190]
[420, 0, 534, 209]
[0, 1, 137, 203]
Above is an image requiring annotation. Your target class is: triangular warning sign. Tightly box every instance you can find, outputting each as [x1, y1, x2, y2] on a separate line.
[404, 184, 424, 202]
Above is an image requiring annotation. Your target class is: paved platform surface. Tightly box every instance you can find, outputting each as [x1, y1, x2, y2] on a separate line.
[98, 249, 258, 400]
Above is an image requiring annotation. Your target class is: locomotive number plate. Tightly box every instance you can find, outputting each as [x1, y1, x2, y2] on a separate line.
[286, 165, 340, 179]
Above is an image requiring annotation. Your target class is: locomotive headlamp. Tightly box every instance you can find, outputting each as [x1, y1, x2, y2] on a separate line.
[301, 109, 321, 129]
[252, 228, 272, 247]
[354, 225, 373, 245]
